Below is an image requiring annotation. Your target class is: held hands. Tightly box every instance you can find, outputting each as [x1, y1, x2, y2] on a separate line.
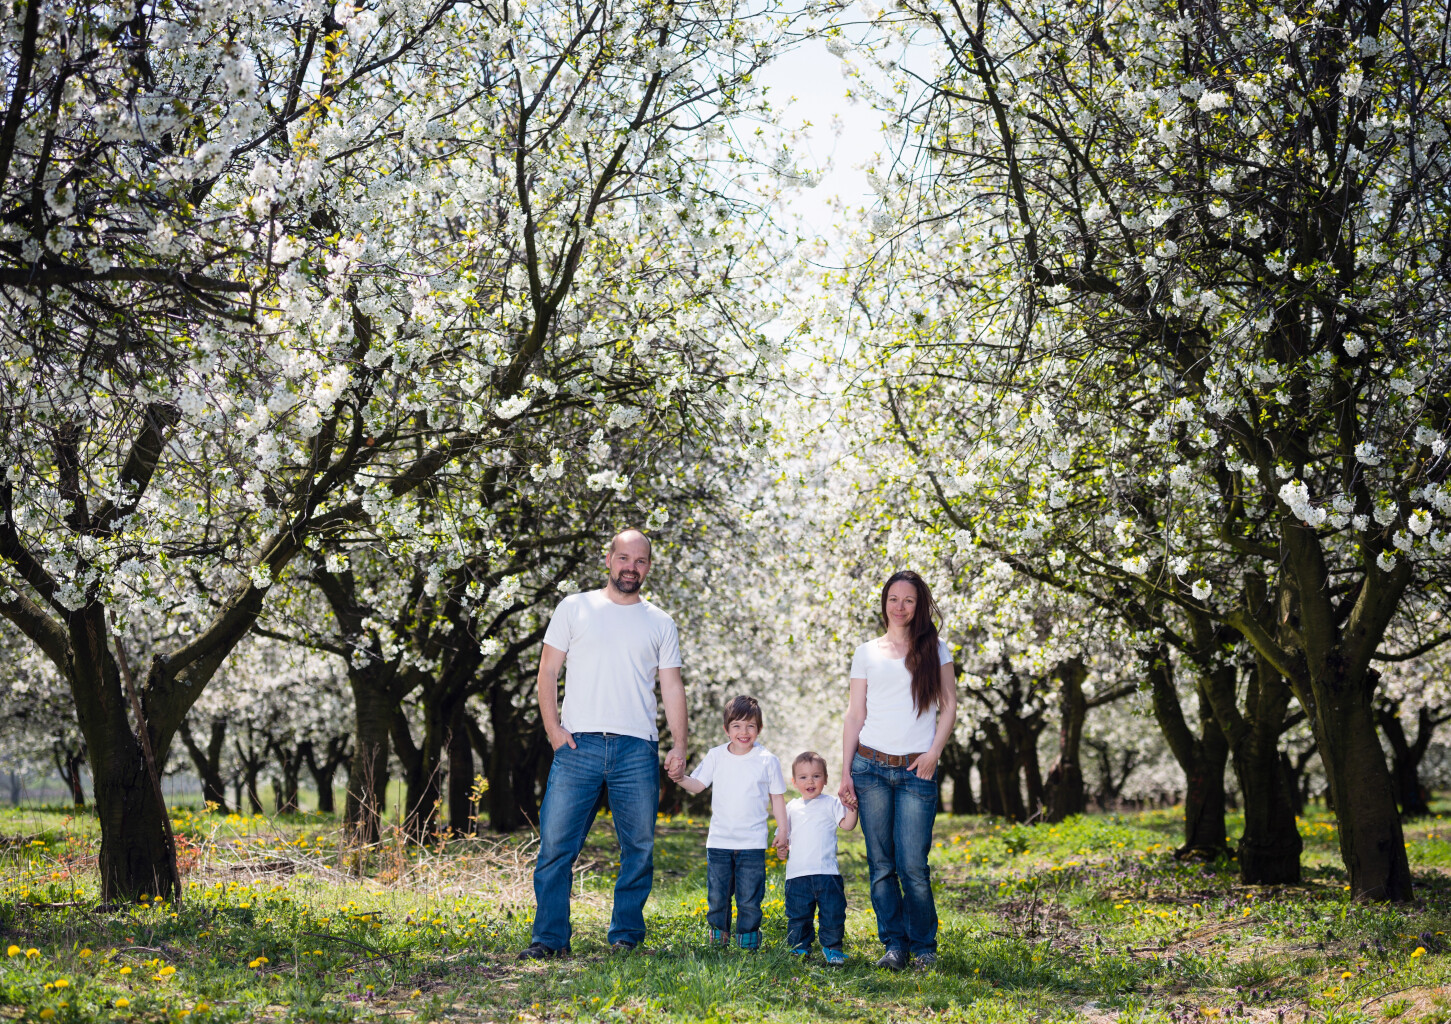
[664, 746, 687, 781]
[773, 831, 790, 859]
[837, 777, 858, 811]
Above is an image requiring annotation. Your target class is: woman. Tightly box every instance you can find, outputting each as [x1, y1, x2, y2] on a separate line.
[838, 570, 957, 971]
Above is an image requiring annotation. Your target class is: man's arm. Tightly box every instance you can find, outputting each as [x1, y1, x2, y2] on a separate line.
[537, 643, 574, 750]
[659, 665, 687, 776]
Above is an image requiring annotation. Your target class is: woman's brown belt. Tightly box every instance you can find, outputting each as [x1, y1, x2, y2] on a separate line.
[856, 743, 922, 768]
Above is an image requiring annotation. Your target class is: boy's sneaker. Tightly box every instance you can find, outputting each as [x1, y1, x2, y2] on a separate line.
[875, 948, 908, 971]
[736, 930, 761, 950]
[822, 948, 848, 967]
[708, 928, 729, 948]
[911, 951, 938, 971]
[517, 942, 566, 961]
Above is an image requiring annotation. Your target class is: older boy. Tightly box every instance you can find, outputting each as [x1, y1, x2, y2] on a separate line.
[670, 695, 787, 949]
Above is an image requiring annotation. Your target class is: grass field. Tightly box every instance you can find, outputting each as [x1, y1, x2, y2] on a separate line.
[0, 801, 1448, 1022]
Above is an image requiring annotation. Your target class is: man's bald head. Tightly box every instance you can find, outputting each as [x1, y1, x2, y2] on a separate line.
[608, 529, 653, 560]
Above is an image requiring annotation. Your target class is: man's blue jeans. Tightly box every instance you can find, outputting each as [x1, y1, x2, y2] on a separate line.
[784, 873, 846, 952]
[531, 733, 659, 949]
[851, 752, 939, 955]
[705, 848, 765, 939]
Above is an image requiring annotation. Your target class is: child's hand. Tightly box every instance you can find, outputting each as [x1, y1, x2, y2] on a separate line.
[773, 835, 789, 859]
[667, 760, 686, 783]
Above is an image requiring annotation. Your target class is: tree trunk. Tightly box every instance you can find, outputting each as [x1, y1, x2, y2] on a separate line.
[940, 739, 976, 814]
[981, 721, 1026, 821]
[1043, 659, 1088, 822]
[1318, 679, 1413, 900]
[487, 684, 524, 832]
[54, 746, 86, 807]
[345, 672, 395, 843]
[392, 702, 445, 842]
[446, 703, 476, 837]
[1377, 702, 1435, 819]
[305, 736, 349, 815]
[1231, 657, 1302, 884]
[179, 719, 229, 813]
[1144, 645, 1229, 857]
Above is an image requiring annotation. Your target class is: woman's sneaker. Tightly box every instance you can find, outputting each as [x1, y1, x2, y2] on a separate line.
[822, 948, 848, 967]
[911, 952, 938, 971]
[875, 948, 908, 971]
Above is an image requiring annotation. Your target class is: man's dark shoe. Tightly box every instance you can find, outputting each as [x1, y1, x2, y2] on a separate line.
[875, 948, 908, 971]
[517, 942, 565, 961]
[610, 941, 636, 953]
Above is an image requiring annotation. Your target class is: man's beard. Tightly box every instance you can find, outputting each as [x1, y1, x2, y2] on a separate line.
[610, 572, 642, 594]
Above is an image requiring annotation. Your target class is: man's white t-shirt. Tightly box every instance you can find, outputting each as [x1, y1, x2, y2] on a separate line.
[688, 742, 786, 849]
[785, 794, 848, 879]
[851, 637, 953, 755]
[543, 589, 682, 742]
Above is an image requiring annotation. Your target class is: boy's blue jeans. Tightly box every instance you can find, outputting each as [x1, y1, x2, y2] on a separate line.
[531, 733, 659, 950]
[851, 752, 939, 955]
[784, 873, 846, 951]
[706, 848, 765, 938]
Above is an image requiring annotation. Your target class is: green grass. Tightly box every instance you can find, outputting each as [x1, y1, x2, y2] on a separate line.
[0, 802, 1449, 1022]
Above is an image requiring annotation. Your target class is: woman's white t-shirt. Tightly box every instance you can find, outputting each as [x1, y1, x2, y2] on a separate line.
[689, 742, 787, 849]
[851, 637, 952, 756]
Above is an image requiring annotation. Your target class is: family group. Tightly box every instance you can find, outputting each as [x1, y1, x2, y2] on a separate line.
[518, 529, 958, 971]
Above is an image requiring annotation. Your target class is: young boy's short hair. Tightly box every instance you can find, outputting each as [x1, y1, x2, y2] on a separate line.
[792, 751, 828, 777]
[723, 695, 763, 730]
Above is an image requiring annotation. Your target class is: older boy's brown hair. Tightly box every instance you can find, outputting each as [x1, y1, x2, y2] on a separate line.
[792, 751, 828, 777]
[723, 695, 763, 730]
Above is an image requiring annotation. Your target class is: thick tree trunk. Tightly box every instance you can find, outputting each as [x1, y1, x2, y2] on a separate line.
[345, 673, 395, 843]
[1043, 659, 1088, 823]
[1232, 659, 1302, 884]
[487, 684, 524, 832]
[1145, 646, 1229, 857]
[940, 739, 976, 814]
[981, 722, 1026, 821]
[446, 704, 476, 837]
[1318, 681, 1413, 900]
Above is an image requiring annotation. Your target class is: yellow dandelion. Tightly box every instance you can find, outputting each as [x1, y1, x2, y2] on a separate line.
[1412, 947, 1426, 958]
[114, 997, 130, 1007]
[39, 1009, 54, 1020]
[4, 945, 17, 957]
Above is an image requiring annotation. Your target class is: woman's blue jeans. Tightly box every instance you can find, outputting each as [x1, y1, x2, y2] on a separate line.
[530, 733, 659, 949]
[851, 752, 938, 955]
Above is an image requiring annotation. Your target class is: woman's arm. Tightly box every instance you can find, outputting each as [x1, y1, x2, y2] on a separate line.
[908, 661, 959, 781]
[838, 676, 868, 809]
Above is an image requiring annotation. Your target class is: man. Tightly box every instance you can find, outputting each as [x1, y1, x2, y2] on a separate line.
[518, 528, 687, 958]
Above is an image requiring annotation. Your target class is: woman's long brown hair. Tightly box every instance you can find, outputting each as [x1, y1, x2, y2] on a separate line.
[879, 570, 943, 716]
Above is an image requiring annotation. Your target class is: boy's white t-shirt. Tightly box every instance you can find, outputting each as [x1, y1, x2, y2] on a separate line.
[851, 637, 953, 755]
[785, 794, 849, 879]
[689, 742, 786, 849]
[542, 589, 682, 742]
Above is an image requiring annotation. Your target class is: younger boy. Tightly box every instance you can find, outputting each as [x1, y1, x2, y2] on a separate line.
[781, 751, 857, 965]
[669, 695, 787, 949]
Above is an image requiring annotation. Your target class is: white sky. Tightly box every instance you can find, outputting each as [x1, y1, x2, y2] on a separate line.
[754, 37, 885, 257]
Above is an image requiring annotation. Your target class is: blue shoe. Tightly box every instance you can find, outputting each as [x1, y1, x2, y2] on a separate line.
[823, 948, 847, 967]
[790, 946, 810, 958]
[736, 930, 761, 950]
